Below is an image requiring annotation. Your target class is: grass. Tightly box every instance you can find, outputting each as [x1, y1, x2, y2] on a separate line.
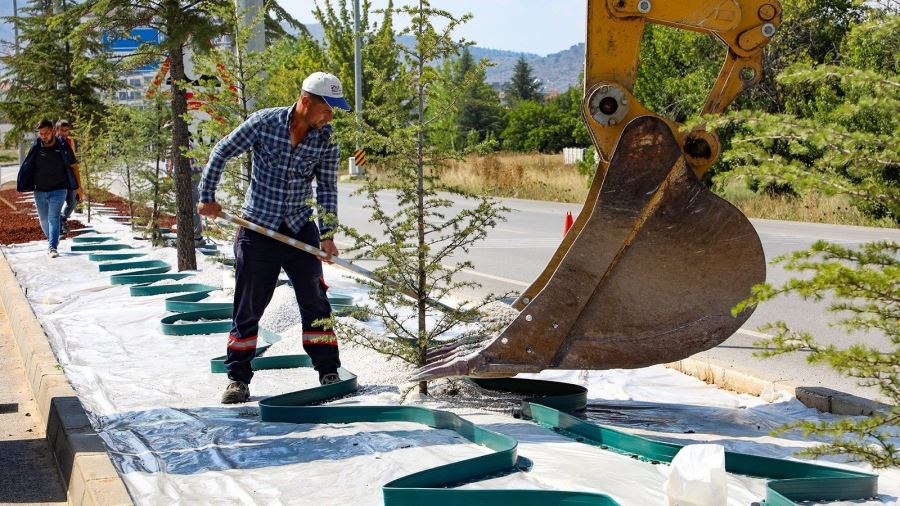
[0, 149, 18, 164]
[437, 152, 588, 203]
[719, 183, 893, 227]
[364, 152, 893, 228]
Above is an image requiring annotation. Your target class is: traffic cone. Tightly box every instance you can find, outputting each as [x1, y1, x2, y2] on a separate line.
[563, 211, 574, 236]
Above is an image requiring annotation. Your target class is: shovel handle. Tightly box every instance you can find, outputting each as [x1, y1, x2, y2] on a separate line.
[216, 212, 456, 313]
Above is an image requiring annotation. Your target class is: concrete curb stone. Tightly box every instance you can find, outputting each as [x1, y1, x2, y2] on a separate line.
[666, 356, 891, 416]
[0, 249, 132, 506]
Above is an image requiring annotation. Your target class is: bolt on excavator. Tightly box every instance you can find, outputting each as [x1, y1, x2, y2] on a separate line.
[413, 0, 781, 381]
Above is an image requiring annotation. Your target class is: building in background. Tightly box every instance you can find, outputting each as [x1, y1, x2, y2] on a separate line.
[104, 27, 163, 105]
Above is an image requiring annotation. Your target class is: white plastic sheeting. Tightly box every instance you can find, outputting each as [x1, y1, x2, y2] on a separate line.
[664, 445, 727, 506]
[3, 218, 897, 505]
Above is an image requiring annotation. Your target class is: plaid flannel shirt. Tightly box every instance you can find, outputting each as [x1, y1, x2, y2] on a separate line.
[199, 104, 340, 235]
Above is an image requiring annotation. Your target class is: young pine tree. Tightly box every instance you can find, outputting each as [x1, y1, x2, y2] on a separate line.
[135, 96, 174, 246]
[736, 240, 898, 468]
[71, 114, 115, 223]
[332, 1, 509, 395]
[186, 0, 278, 219]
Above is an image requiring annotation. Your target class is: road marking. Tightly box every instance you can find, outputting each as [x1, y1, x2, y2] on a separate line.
[325, 254, 791, 337]
[458, 269, 531, 287]
[445, 266, 531, 287]
[470, 238, 561, 249]
[737, 328, 774, 340]
[492, 227, 531, 235]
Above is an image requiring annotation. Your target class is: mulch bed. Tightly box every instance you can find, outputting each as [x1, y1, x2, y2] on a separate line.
[0, 189, 175, 245]
[0, 188, 89, 245]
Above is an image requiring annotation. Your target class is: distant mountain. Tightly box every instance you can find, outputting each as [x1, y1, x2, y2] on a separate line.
[475, 43, 584, 93]
[300, 23, 583, 93]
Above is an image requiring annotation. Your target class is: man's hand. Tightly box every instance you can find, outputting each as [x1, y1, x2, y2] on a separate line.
[197, 201, 222, 217]
[320, 239, 339, 264]
[76, 188, 85, 201]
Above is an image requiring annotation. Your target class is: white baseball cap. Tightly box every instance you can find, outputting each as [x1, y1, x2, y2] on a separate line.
[301, 72, 351, 111]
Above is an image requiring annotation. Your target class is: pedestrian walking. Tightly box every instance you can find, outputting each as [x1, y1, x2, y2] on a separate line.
[55, 119, 84, 236]
[197, 72, 350, 404]
[17, 119, 80, 258]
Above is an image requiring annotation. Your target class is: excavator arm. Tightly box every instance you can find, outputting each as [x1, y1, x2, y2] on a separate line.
[414, 0, 779, 381]
[514, 0, 781, 312]
[586, 0, 781, 175]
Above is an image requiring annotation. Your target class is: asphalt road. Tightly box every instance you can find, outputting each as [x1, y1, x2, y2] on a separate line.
[0, 164, 18, 186]
[335, 183, 898, 402]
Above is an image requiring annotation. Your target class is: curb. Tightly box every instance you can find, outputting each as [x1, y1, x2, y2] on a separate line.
[665, 356, 891, 416]
[0, 250, 132, 505]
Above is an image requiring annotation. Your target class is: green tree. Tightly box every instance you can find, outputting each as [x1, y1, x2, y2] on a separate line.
[454, 48, 504, 149]
[137, 96, 175, 246]
[71, 114, 115, 223]
[262, 36, 328, 107]
[187, 1, 281, 214]
[500, 88, 590, 154]
[332, 0, 509, 395]
[708, 10, 899, 223]
[429, 47, 504, 152]
[309, 0, 404, 156]
[106, 105, 151, 230]
[506, 56, 542, 103]
[0, 0, 114, 144]
[736, 241, 898, 468]
[738, 0, 869, 112]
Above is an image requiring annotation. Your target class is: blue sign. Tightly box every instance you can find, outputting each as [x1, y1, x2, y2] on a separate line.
[103, 28, 163, 72]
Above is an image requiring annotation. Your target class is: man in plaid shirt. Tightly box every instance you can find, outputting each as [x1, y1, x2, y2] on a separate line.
[198, 72, 350, 404]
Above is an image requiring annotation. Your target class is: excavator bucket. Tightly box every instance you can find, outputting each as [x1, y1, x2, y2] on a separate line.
[413, 116, 766, 381]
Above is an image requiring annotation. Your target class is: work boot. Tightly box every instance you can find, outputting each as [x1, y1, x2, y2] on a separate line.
[221, 381, 250, 404]
[320, 372, 340, 385]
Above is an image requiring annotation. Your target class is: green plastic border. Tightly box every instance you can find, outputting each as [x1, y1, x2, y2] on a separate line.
[93, 239, 878, 505]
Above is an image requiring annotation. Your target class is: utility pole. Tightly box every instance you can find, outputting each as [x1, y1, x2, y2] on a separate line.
[351, 0, 364, 176]
[12, 0, 20, 54]
[13, 0, 27, 166]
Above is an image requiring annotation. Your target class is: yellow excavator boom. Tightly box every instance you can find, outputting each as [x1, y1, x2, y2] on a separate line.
[414, 0, 779, 381]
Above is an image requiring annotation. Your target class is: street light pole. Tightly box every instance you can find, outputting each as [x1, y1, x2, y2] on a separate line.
[12, 0, 20, 54]
[13, 0, 26, 166]
[353, 0, 363, 152]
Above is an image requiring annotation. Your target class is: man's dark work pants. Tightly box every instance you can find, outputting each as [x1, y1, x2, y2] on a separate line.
[225, 221, 340, 384]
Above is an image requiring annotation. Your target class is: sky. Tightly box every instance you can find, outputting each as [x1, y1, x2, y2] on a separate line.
[280, 0, 588, 55]
[0, 1, 588, 57]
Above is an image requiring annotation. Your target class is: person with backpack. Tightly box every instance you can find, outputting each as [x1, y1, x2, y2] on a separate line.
[17, 119, 80, 257]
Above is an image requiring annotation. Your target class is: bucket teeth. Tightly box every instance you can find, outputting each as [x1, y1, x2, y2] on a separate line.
[425, 335, 488, 361]
[410, 352, 487, 382]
